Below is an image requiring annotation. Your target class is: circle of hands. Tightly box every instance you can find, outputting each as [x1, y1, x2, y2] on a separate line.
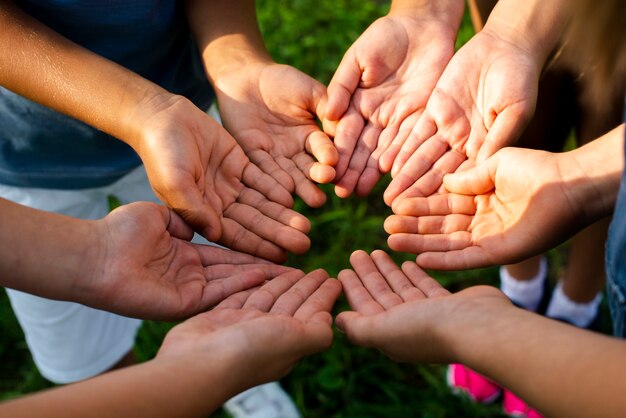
[96, 14, 575, 376]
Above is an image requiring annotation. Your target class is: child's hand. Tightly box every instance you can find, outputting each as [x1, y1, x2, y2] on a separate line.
[84, 201, 295, 320]
[157, 268, 342, 389]
[134, 95, 311, 262]
[385, 147, 586, 270]
[215, 62, 337, 208]
[324, 9, 460, 198]
[336, 250, 509, 363]
[383, 29, 539, 206]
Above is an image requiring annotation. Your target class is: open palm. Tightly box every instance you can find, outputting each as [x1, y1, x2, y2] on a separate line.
[87, 202, 294, 320]
[384, 30, 539, 206]
[137, 96, 311, 262]
[386, 148, 584, 270]
[324, 14, 456, 198]
[216, 63, 337, 208]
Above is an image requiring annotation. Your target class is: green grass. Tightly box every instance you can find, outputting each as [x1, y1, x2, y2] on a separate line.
[0, 1, 610, 417]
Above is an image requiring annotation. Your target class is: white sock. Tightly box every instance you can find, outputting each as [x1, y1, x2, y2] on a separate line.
[499, 257, 547, 311]
[546, 281, 602, 328]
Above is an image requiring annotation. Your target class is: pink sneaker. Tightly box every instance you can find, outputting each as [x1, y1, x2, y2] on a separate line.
[502, 390, 543, 418]
[446, 364, 501, 403]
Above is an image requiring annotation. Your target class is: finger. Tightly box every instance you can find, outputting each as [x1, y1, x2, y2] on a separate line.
[162, 206, 195, 241]
[326, 50, 361, 121]
[334, 123, 380, 198]
[237, 187, 311, 233]
[354, 157, 382, 197]
[384, 134, 449, 206]
[194, 245, 276, 267]
[443, 155, 499, 195]
[391, 194, 476, 217]
[248, 149, 295, 193]
[306, 129, 339, 168]
[349, 250, 404, 309]
[218, 218, 287, 263]
[294, 278, 343, 322]
[400, 262, 450, 298]
[379, 111, 422, 173]
[333, 105, 366, 182]
[162, 184, 222, 242]
[284, 154, 328, 208]
[391, 113, 438, 177]
[370, 250, 427, 302]
[270, 269, 330, 316]
[223, 202, 311, 255]
[387, 231, 473, 254]
[242, 270, 306, 311]
[242, 163, 294, 208]
[215, 287, 258, 309]
[475, 105, 532, 162]
[201, 270, 269, 308]
[335, 312, 378, 349]
[384, 214, 472, 234]
[392, 147, 466, 203]
[203, 263, 293, 281]
[416, 247, 494, 271]
[338, 268, 385, 315]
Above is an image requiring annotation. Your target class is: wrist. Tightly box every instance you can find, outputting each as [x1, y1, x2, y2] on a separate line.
[558, 128, 625, 223]
[204, 44, 273, 88]
[483, 0, 569, 68]
[123, 92, 193, 154]
[388, 0, 465, 35]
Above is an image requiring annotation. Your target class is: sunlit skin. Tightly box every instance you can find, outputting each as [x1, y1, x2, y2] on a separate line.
[186, 0, 337, 209]
[0, 269, 342, 418]
[323, 0, 464, 198]
[337, 250, 626, 417]
[385, 126, 624, 270]
[0, 1, 311, 263]
[383, 0, 570, 206]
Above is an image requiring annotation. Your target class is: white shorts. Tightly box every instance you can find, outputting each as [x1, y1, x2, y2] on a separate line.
[1, 166, 157, 383]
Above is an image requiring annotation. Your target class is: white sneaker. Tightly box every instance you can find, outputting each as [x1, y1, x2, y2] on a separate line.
[223, 382, 301, 418]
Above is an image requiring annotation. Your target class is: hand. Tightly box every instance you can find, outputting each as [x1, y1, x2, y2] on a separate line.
[324, 12, 458, 198]
[158, 268, 342, 388]
[336, 250, 510, 363]
[383, 29, 539, 206]
[84, 202, 295, 320]
[215, 62, 338, 208]
[135, 95, 311, 262]
[385, 147, 588, 270]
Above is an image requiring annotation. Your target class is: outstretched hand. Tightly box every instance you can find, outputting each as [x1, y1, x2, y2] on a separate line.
[324, 12, 458, 198]
[216, 62, 338, 208]
[385, 147, 587, 270]
[383, 29, 539, 206]
[135, 95, 311, 262]
[85, 202, 295, 320]
[336, 250, 510, 363]
[158, 268, 342, 388]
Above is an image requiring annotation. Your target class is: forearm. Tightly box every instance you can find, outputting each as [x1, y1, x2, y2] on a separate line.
[0, 198, 98, 300]
[389, 0, 465, 32]
[447, 302, 626, 417]
[0, 355, 240, 418]
[0, 0, 174, 149]
[483, 0, 570, 68]
[185, 0, 272, 85]
[560, 124, 625, 222]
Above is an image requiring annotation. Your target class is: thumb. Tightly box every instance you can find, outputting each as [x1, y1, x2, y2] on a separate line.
[173, 199, 222, 242]
[443, 154, 499, 196]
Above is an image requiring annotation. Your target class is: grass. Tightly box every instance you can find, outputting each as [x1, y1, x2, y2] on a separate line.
[0, 1, 611, 417]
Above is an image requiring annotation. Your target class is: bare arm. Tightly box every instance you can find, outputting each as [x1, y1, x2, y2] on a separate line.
[1, 270, 342, 417]
[338, 250, 626, 418]
[0, 0, 167, 148]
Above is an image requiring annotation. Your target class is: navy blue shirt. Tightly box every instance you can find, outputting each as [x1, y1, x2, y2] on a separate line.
[0, 0, 214, 188]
